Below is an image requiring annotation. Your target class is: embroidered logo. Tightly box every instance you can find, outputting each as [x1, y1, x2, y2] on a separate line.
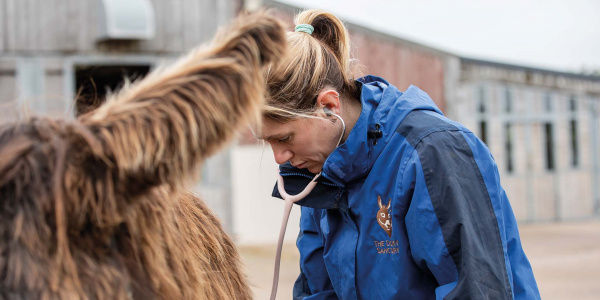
[377, 195, 392, 238]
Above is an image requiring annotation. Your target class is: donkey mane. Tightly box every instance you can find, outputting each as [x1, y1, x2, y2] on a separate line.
[0, 11, 286, 300]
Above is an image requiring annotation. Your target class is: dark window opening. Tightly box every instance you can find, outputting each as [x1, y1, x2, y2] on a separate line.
[479, 120, 487, 145]
[570, 119, 579, 167]
[478, 86, 486, 113]
[544, 123, 555, 171]
[570, 96, 578, 112]
[75, 65, 151, 115]
[505, 88, 512, 113]
[544, 94, 552, 112]
[505, 123, 513, 173]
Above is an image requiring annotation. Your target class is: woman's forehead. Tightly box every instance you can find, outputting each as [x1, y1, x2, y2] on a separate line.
[257, 118, 304, 139]
[255, 119, 291, 139]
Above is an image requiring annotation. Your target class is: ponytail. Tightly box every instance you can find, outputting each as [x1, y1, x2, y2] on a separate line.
[263, 9, 360, 121]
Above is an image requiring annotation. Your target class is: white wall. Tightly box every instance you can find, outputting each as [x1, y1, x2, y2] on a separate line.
[231, 145, 302, 245]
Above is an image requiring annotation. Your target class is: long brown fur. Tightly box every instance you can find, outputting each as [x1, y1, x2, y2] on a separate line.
[0, 11, 286, 300]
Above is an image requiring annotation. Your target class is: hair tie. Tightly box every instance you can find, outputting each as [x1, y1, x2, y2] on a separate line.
[294, 24, 314, 35]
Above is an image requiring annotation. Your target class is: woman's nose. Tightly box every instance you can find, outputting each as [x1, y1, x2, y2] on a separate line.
[272, 146, 293, 165]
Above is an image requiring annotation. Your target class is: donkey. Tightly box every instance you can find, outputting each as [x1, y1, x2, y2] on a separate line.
[377, 195, 392, 238]
[0, 11, 285, 300]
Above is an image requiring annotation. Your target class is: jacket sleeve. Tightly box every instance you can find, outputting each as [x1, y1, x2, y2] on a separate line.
[293, 206, 338, 300]
[403, 130, 540, 300]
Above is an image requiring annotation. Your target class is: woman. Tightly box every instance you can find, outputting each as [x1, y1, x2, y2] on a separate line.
[260, 9, 540, 300]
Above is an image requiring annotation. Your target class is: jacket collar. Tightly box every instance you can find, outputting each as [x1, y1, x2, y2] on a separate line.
[320, 75, 442, 185]
[273, 162, 343, 209]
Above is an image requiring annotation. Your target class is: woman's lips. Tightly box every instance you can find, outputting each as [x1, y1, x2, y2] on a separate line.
[295, 162, 306, 169]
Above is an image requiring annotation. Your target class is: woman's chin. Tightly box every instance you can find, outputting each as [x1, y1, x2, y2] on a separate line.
[308, 165, 322, 174]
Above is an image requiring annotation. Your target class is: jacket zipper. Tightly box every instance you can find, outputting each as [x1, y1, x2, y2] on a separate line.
[319, 171, 345, 188]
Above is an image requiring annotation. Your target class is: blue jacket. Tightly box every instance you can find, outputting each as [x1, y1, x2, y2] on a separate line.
[273, 76, 540, 299]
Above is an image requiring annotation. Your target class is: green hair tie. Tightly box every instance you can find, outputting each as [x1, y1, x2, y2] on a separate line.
[294, 24, 314, 35]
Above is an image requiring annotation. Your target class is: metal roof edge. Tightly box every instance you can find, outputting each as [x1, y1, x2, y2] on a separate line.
[460, 57, 600, 82]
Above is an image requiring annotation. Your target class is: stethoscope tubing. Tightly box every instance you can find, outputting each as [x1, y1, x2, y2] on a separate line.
[270, 112, 345, 300]
[270, 173, 320, 300]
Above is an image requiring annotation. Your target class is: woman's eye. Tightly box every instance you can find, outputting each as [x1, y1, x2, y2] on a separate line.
[278, 136, 291, 143]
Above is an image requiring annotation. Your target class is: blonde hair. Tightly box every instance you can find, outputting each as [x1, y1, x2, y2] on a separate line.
[263, 9, 360, 121]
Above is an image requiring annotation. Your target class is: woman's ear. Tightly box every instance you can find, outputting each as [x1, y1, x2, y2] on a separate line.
[316, 89, 341, 115]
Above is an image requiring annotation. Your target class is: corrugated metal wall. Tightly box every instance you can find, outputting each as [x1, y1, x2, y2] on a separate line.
[0, 0, 239, 120]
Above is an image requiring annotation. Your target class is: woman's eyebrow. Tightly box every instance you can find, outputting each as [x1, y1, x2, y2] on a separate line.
[260, 132, 291, 141]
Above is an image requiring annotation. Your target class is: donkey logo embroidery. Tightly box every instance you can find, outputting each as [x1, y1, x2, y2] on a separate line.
[377, 195, 392, 238]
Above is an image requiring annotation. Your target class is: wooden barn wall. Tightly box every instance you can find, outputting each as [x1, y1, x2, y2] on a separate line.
[0, 0, 234, 53]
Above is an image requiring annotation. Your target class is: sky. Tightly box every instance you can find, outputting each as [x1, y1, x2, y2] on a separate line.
[277, 0, 600, 74]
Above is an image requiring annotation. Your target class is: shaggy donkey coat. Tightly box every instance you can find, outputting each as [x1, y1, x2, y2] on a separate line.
[0, 11, 285, 300]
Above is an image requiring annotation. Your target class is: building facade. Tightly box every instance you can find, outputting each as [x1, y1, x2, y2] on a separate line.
[0, 0, 235, 120]
[451, 58, 600, 221]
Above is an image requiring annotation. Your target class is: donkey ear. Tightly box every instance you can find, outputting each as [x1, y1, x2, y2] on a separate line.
[387, 198, 391, 210]
[377, 195, 382, 208]
[78, 11, 286, 191]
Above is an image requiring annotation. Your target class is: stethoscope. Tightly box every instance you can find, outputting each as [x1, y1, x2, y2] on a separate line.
[270, 108, 345, 300]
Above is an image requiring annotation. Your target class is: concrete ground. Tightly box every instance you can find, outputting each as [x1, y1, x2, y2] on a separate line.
[238, 219, 600, 299]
